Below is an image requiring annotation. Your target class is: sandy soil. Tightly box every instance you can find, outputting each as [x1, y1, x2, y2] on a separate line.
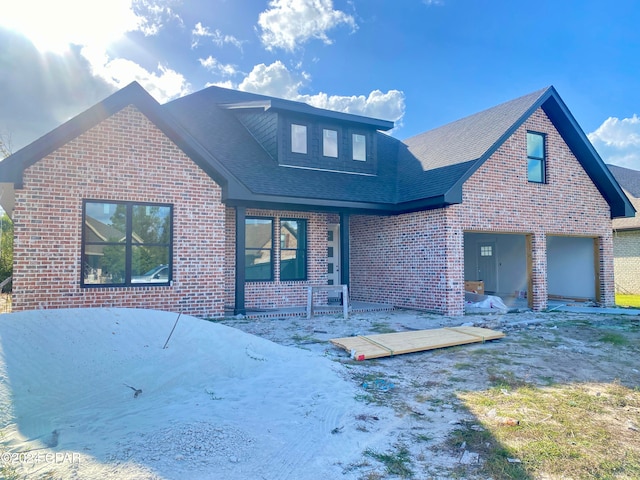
[0, 307, 638, 479]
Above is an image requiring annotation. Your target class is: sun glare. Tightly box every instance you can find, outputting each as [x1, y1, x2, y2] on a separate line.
[1, 0, 141, 53]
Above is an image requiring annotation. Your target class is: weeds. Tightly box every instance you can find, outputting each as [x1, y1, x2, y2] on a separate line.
[364, 444, 414, 478]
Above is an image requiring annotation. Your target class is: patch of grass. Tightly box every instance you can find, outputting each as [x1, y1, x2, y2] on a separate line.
[486, 368, 532, 389]
[454, 382, 640, 479]
[453, 362, 474, 370]
[598, 331, 628, 346]
[290, 333, 323, 344]
[364, 444, 414, 478]
[616, 294, 640, 308]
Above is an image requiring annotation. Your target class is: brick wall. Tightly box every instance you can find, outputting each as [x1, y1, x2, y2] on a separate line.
[224, 208, 329, 310]
[613, 229, 640, 294]
[12, 106, 227, 318]
[350, 108, 614, 314]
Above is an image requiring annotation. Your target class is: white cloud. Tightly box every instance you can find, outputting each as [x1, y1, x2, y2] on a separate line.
[234, 61, 405, 125]
[588, 115, 640, 169]
[257, 0, 357, 51]
[191, 22, 244, 50]
[82, 46, 190, 103]
[199, 56, 239, 77]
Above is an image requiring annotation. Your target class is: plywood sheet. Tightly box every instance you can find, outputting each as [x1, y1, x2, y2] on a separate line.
[330, 326, 505, 361]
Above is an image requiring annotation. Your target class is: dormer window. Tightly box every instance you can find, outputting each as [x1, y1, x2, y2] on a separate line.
[323, 129, 338, 158]
[291, 124, 307, 154]
[352, 133, 366, 161]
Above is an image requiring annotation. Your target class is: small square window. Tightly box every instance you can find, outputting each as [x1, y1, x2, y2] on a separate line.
[352, 133, 366, 161]
[291, 124, 307, 154]
[323, 129, 338, 158]
[480, 245, 493, 256]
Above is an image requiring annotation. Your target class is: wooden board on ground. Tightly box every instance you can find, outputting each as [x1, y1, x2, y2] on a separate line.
[330, 326, 505, 361]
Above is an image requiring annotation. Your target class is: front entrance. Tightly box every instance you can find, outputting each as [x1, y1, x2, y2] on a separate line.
[327, 224, 342, 303]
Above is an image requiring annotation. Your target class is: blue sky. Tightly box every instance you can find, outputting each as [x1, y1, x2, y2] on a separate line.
[1, 0, 639, 168]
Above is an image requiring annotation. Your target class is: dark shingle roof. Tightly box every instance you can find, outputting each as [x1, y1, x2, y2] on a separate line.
[0, 82, 633, 218]
[608, 165, 640, 229]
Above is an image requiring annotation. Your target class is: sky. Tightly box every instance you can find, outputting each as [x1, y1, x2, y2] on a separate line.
[0, 0, 639, 169]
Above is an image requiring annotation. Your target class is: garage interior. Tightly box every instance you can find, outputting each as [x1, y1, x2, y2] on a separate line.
[464, 232, 599, 309]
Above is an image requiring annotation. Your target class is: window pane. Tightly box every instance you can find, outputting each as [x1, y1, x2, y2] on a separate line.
[527, 133, 544, 158]
[83, 244, 126, 285]
[323, 129, 338, 157]
[280, 219, 307, 281]
[246, 250, 272, 280]
[85, 202, 125, 242]
[280, 250, 306, 280]
[132, 246, 170, 283]
[352, 134, 366, 161]
[246, 218, 273, 281]
[291, 124, 307, 154]
[132, 205, 171, 244]
[246, 218, 272, 248]
[528, 158, 544, 183]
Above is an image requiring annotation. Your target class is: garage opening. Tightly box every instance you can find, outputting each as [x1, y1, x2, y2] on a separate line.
[546, 235, 599, 302]
[463, 232, 529, 302]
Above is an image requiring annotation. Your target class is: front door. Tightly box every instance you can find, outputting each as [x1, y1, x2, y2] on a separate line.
[478, 242, 498, 294]
[327, 225, 341, 302]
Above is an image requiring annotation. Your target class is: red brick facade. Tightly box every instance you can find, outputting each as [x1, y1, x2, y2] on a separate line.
[10, 106, 615, 317]
[12, 106, 227, 318]
[350, 108, 614, 314]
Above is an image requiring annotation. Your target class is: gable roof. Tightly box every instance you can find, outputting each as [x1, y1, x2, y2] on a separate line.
[0, 82, 633, 218]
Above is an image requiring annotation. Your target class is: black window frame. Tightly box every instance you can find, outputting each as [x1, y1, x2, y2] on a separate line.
[279, 218, 308, 281]
[245, 216, 274, 282]
[81, 200, 173, 288]
[527, 131, 546, 183]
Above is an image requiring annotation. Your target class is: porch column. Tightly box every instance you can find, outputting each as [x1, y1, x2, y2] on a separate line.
[234, 206, 246, 315]
[339, 212, 350, 287]
[527, 232, 548, 311]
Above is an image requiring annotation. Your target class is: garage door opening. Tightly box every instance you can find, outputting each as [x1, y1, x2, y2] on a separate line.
[546, 235, 599, 302]
[464, 232, 529, 304]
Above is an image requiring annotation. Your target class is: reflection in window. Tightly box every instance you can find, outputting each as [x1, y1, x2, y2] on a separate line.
[246, 218, 273, 281]
[280, 219, 307, 281]
[323, 129, 338, 158]
[291, 124, 307, 154]
[83, 201, 172, 286]
[527, 132, 545, 183]
[352, 133, 366, 161]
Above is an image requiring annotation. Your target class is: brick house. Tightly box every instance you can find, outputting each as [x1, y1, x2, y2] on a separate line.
[608, 164, 640, 294]
[0, 83, 632, 317]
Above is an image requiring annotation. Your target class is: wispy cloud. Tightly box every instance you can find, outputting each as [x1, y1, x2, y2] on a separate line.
[191, 22, 244, 50]
[199, 56, 239, 77]
[589, 114, 640, 169]
[257, 0, 357, 52]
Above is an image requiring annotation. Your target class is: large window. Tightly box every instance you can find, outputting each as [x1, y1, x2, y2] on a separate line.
[527, 132, 546, 183]
[280, 219, 307, 281]
[323, 129, 338, 158]
[291, 124, 307, 154]
[83, 201, 172, 286]
[245, 217, 274, 281]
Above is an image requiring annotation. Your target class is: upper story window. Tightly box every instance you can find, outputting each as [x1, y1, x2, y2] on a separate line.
[352, 133, 366, 161]
[291, 124, 307, 154]
[82, 201, 173, 287]
[527, 132, 546, 183]
[245, 217, 274, 281]
[323, 129, 338, 158]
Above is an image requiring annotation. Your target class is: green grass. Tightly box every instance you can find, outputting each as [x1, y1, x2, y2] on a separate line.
[453, 382, 640, 479]
[616, 294, 640, 307]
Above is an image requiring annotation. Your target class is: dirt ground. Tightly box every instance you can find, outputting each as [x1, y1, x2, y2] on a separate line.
[219, 308, 640, 479]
